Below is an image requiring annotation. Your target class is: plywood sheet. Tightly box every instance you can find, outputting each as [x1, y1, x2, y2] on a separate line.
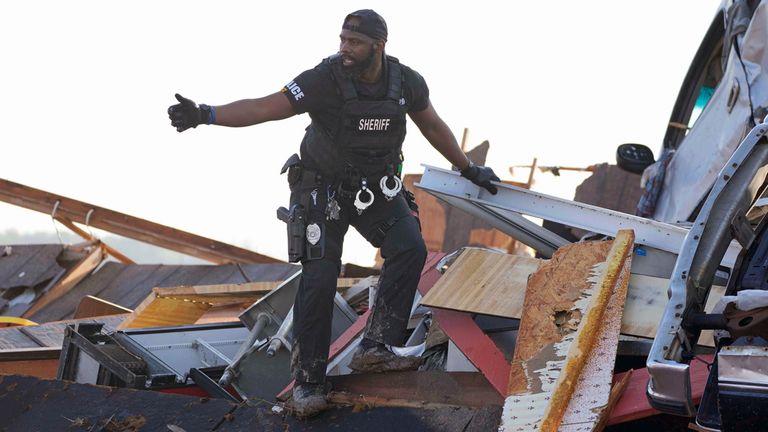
[420, 249, 542, 318]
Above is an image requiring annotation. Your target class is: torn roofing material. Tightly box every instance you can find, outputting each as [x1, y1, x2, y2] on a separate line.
[0, 243, 88, 318]
[27, 261, 299, 323]
[0, 244, 64, 290]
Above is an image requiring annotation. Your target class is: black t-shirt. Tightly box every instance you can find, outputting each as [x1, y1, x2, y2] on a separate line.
[281, 55, 430, 140]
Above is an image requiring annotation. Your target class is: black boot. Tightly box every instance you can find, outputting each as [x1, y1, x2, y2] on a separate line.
[348, 340, 423, 373]
[289, 382, 330, 418]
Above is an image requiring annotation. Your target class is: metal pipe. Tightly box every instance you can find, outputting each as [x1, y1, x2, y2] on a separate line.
[267, 306, 294, 357]
[219, 313, 270, 386]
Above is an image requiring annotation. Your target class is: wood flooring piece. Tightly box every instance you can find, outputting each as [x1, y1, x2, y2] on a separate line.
[420, 249, 542, 318]
[501, 230, 634, 432]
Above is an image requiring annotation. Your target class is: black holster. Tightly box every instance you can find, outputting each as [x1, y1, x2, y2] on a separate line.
[276, 204, 306, 263]
[277, 154, 326, 262]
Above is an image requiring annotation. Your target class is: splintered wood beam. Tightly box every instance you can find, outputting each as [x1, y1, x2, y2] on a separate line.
[0, 178, 280, 264]
[55, 216, 136, 264]
[22, 244, 105, 319]
[501, 230, 635, 432]
[543, 230, 634, 431]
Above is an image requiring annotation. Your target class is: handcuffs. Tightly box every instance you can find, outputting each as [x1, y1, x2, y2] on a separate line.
[353, 174, 403, 215]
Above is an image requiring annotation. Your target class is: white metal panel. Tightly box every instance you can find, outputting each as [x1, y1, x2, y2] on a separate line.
[416, 165, 741, 267]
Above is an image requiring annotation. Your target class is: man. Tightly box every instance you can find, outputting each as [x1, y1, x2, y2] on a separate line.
[169, 9, 499, 417]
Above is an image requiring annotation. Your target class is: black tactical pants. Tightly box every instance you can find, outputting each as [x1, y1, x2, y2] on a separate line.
[290, 181, 427, 385]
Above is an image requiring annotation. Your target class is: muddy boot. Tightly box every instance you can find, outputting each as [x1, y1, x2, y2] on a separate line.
[288, 382, 330, 418]
[348, 342, 423, 373]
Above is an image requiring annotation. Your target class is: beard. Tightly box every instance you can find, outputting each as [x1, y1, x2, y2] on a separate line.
[340, 48, 376, 79]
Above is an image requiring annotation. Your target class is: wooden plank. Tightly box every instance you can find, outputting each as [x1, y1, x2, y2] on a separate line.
[22, 244, 104, 319]
[501, 231, 634, 432]
[54, 216, 135, 264]
[421, 248, 723, 347]
[559, 232, 633, 431]
[327, 371, 502, 409]
[73, 295, 133, 319]
[153, 281, 282, 299]
[420, 249, 542, 317]
[0, 177, 280, 264]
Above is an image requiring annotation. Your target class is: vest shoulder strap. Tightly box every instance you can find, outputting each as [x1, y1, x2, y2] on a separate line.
[385, 55, 403, 102]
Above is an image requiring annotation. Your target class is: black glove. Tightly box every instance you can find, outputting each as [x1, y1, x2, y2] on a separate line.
[461, 161, 500, 195]
[168, 93, 213, 132]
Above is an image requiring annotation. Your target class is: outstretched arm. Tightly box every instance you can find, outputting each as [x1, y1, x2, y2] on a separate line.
[213, 92, 295, 127]
[409, 99, 501, 194]
[169, 92, 295, 132]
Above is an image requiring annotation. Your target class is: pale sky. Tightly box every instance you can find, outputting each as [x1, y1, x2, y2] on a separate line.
[1, 1, 722, 266]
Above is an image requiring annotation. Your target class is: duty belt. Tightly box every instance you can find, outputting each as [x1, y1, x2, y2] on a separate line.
[290, 165, 402, 216]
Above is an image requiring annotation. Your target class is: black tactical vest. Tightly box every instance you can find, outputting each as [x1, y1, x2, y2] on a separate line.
[301, 55, 408, 181]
